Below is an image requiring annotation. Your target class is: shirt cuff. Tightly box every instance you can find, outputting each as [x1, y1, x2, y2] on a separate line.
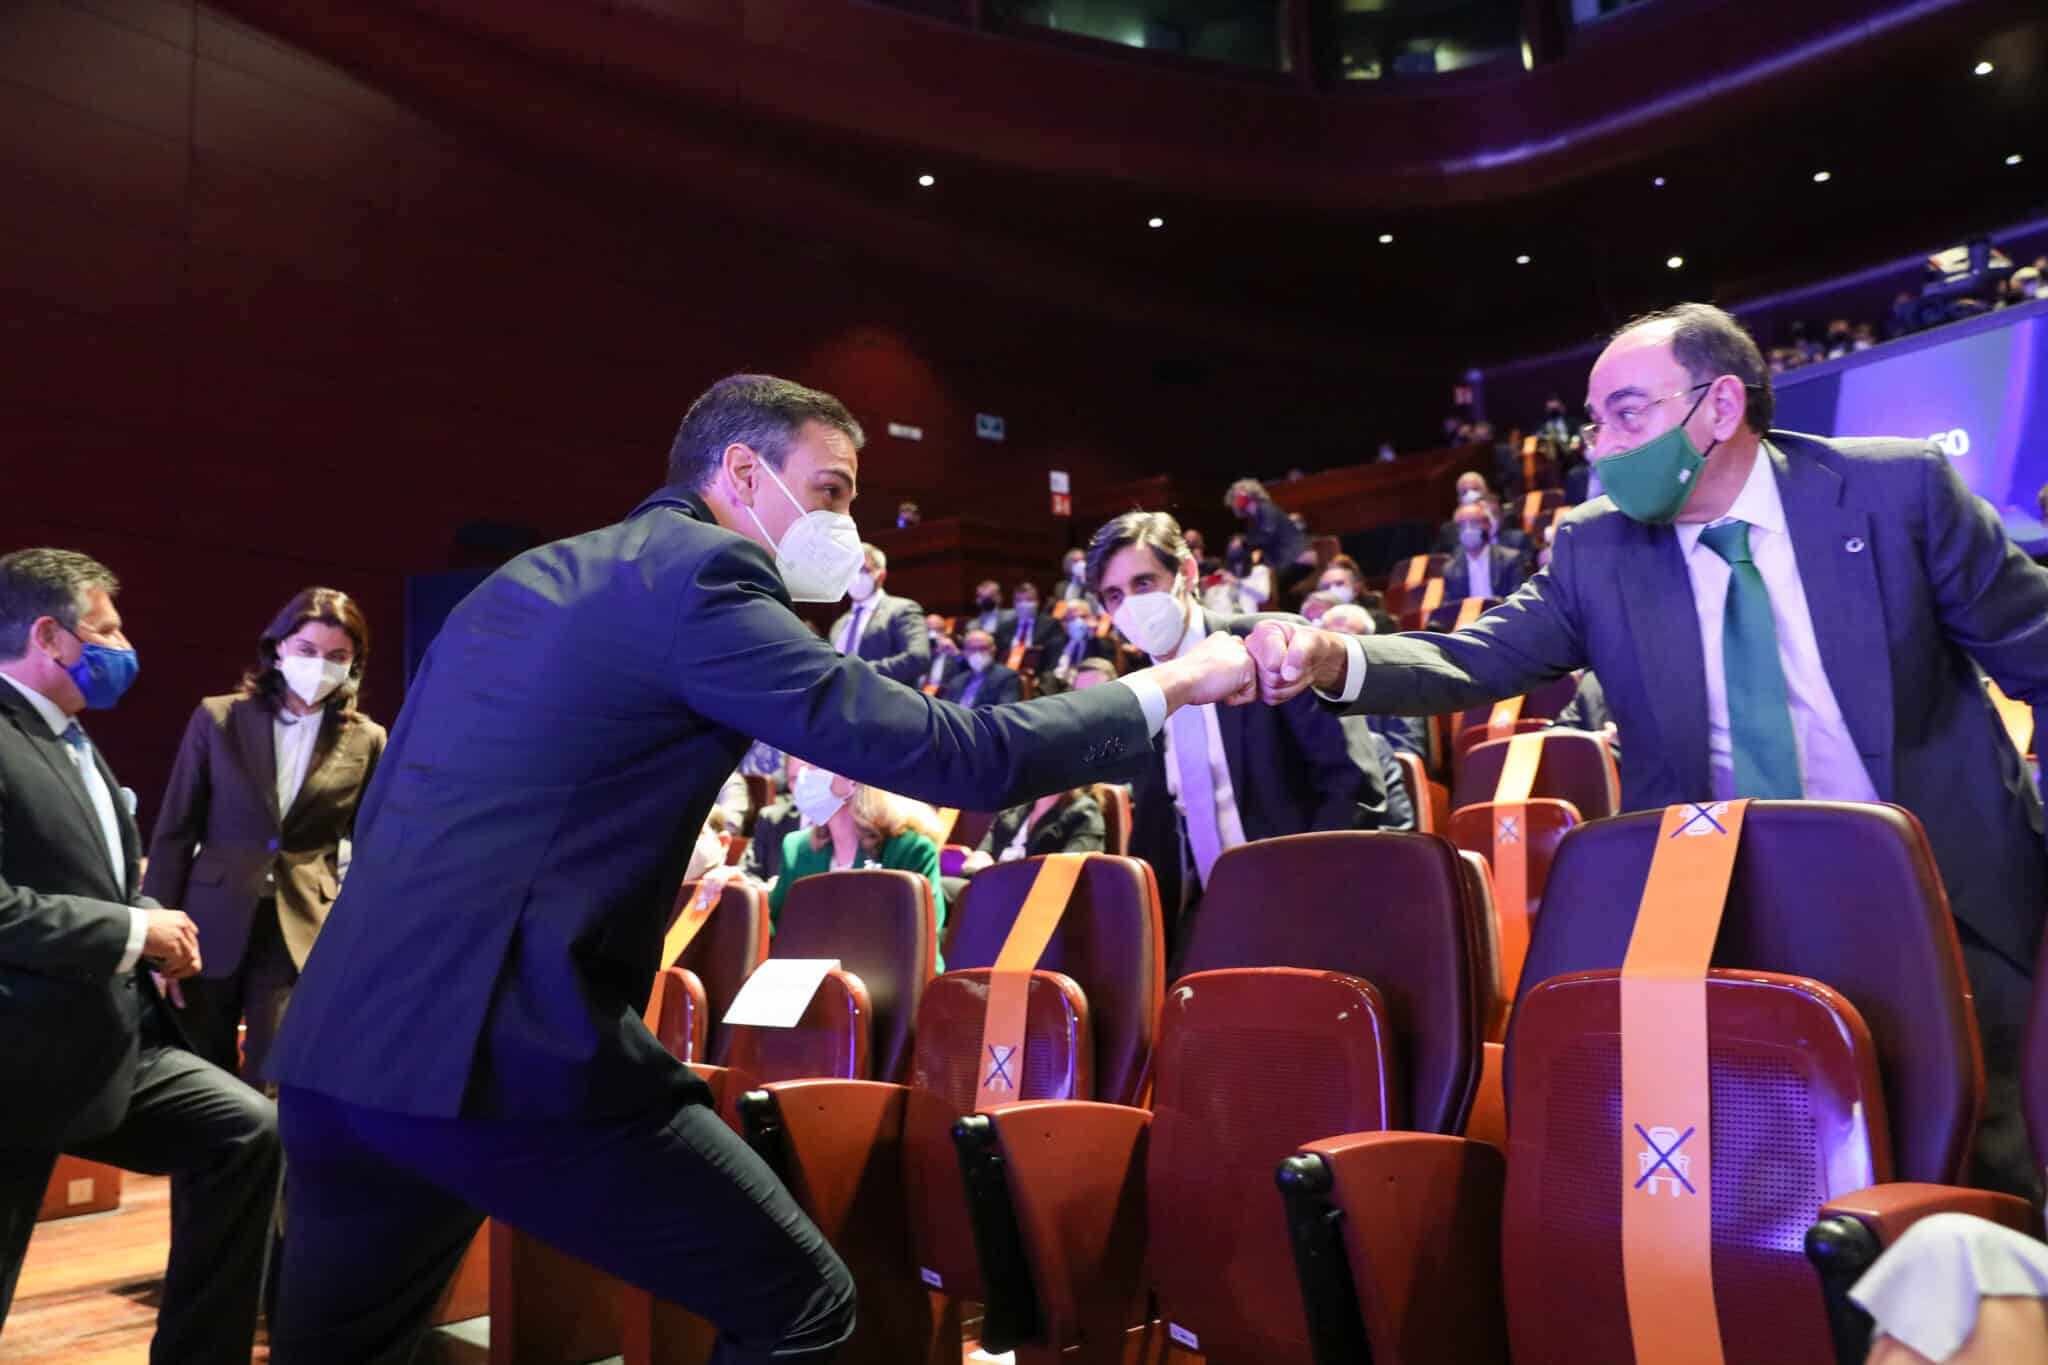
[1313, 634, 1368, 706]
[116, 905, 149, 974]
[1117, 673, 1170, 736]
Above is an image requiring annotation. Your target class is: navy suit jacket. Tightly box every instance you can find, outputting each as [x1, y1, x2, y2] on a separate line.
[938, 663, 1023, 709]
[826, 592, 930, 686]
[1134, 610, 1378, 915]
[0, 684, 170, 1147]
[1442, 544, 1527, 601]
[269, 491, 1155, 1119]
[1350, 433, 2048, 973]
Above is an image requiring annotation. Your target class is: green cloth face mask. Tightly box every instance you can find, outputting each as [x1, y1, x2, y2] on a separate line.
[1598, 386, 1719, 524]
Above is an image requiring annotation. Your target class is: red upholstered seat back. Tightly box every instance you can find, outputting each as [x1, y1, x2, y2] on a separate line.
[1448, 797, 1580, 927]
[1148, 968, 1404, 1365]
[1503, 970, 1891, 1365]
[648, 965, 707, 1062]
[1518, 802, 1976, 1182]
[1092, 783, 1132, 856]
[772, 869, 935, 1084]
[724, 969, 871, 1093]
[1454, 730, 1619, 817]
[669, 878, 769, 1065]
[904, 968, 1091, 1302]
[1181, 832, 1483, 1135]
[947, 855, 1163, 1106]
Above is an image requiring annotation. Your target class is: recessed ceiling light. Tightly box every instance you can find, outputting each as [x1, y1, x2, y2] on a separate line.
[1653, 176, 1667, 187]
[1812, 170, 1832, 183]
[1666, 255, 1685, 270]
[917, 173, 935, 188]
[1515, 254, 1531, 265]
[1378, 233, 1394, 245]
[1974, 60, 1995, 76]
[2008, 153, 2025, 166]
[1147, 216, 1164, 229]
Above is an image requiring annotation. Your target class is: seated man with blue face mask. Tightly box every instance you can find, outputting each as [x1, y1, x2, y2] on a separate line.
[1247, 301, 2048, 1202]
[263, 372, 1259, 1365]
[937, 629, 1022, 708]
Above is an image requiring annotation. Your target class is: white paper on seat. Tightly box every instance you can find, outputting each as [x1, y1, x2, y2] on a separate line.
[722, 958, 841, 1028]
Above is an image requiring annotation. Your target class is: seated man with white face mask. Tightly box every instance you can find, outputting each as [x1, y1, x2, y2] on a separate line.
[937, 629, 1022, 708]
[1442, 501, 1528, 602]
[1092, 510, 1380, 962]
[264, 374, 1259, 1365]
[825, 542, 930, 685]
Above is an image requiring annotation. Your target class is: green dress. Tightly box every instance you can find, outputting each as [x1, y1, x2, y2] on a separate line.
[769, 829, 947, 965]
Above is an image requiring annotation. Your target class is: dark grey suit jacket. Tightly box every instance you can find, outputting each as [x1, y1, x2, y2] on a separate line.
[0, 682, 170, 1147]
[1348, 432, 2048, 973]
[268, 490, 1155, 1120]
[1442, 544, 1528, 601]
[826, 591, 930, 685]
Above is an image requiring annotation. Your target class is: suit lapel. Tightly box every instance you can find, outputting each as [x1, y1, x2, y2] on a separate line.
[1772, 439, 1893, 792]
[0, 689, 123, 897]
[287, 711, 345, 828]
[1617, 518, 1715, 797]
[232, 697, 282, 824]
[90, 742, 139, 899]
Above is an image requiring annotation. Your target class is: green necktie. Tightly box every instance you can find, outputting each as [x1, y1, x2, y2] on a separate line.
[1697, 520, 1803, 798]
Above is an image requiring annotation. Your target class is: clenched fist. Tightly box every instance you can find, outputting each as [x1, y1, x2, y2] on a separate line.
[1245, 620, 1352, 705]
[1155, 631, 1259, 712]
[142, 908, 203, 980]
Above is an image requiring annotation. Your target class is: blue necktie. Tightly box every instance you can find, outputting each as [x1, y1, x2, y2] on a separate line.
[1697, 520, 1803, 798]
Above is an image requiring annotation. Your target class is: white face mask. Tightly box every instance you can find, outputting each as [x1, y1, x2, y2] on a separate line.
[850, 571, 876, 602]
[965, 651, 992, 673]
[743, 458, 865, 604]
[280, 656, 350, 707]
[1320, 583, 1354, 604]
[1458, 488, 1484, 505]
[1112, 579, 1189, 659]
[792, 766, 847, 826]
[1460, 525, 1488, 551]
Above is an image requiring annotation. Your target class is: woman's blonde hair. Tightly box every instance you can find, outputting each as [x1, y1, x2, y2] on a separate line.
[810, 783, 949, 853]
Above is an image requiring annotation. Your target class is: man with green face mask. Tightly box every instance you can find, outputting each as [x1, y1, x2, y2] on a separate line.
[1246, 301, 2048, 1200]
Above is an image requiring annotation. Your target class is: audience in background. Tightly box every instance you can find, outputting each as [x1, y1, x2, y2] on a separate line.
[768, 770, 946, 939]
[1000, 581, 1060, 663]
[1478, 494, 1534, 565]
[1041, 604, 1112, 691]
[1443, 502, 1528, 602]
[1090, 510, 1378, 959]
[1055, 548, 1093, 604]
[1071, 656, 1118, 690]
[1300, 590, 1341, 623]
[895, 501, 921, 528]
[961, 787, 1106, 873]
[827, 543, 930, 685]
[1434, 472, 1492, 553]
[966, 579, 1010, 639]
[922, 613, 960, 691]
[1226, 478, 1314, 596]
[1323, 603, 1429, 761]
[736, 737, 787, 788]
[740, 754, 808, 886]
[145, 587, 386, 1086]
[938, 629, 1022, 708]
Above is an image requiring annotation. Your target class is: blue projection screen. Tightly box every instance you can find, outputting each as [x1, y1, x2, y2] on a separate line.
[1772, 300, 2048, 542]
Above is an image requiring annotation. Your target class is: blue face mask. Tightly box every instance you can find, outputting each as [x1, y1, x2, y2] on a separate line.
[58, 623, 139, 710]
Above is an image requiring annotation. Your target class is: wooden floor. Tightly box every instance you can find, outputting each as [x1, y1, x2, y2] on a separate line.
[2, 1176, 1011, 1365]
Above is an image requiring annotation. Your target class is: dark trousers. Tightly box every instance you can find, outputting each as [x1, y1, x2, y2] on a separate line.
[0, 1044, 280, 1364]
[1957, 923, 2043, 1202]
[272, 1085, 855, 1365]
[180, 897, 299, 1085]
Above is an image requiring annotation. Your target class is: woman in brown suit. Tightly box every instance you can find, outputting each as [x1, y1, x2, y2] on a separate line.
[144, 588, 386, 1083]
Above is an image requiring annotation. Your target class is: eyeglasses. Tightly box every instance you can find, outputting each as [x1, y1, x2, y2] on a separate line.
[1583, 382, 1711, 449]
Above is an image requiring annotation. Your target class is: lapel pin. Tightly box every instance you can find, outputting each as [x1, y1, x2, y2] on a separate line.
[1844, 537, 1866, 554]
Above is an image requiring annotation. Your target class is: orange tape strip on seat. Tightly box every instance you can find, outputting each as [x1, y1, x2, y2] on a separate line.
[1405, 556, 1428, 590]
[1418, 578, 1445, 621]
[973, 853, 1089, 1111]
[1523, 491, 1543, 535]
[1619, 799, 1750, 1365]
[1487, 732, 1544, 1001]
[1455, 596, 1487, 629]
[1487, 694, 1526, 741]
[1987, 679, 2034, 758]
[641, 879, 725, 1030]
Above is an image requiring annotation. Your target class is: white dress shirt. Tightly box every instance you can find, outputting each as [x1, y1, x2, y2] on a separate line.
[1675, 444, 1878, 801]
[1326, 444, 1879, 802]
[1155, 608, 1250, 860]
[0, 671, 148, 971]
[1462, 547, 1494, 600]
[274, 707, 323, 816]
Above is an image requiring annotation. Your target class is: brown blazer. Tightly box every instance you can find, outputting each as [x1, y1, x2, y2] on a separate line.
[143, 693, 386, 976]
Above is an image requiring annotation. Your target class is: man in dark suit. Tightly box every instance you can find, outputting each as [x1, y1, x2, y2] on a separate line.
[938, 629, 1023, 708]
[1040, 604, 1115, 693]
[0, 548, 279, 1362]
[1432, 471, 1494, 555]
[1251, 303, 2048, 1197]
[824, 543, 929, 685]
[1441, 502, 1529, 602]
[263, 374, 1257, 1363]
[997, 581, 1061, 667]
[1089, 511, 1379, 958]
[920, 612, 961, 693]
[966, 579, 1013, 641]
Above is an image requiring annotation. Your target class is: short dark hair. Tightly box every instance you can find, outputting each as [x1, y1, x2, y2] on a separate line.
[1085, 511, 1191, 594]
[666, 374, 866, 492]
[242, 586, 372, 715]
[0, 549, 118, 662]
[1617, 302, 1775, 434]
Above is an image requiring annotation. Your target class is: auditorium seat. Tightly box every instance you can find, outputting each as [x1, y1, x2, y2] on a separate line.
[1393, 751, 1449, 834]
[1446, 797, 1579, 997]
[742, 773, 774, 831]
[1282, 801, 1982, 1365]
[657, 877, 769, 1066]
[1453, 728, 1618, 818]
[1383, 554, 1447, 616]
[1091, 781, 1132, 855]
[734, 854, 1163, 1365]
[1450, 715, 1549, 765]
[960, 832, 1486, 1361]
